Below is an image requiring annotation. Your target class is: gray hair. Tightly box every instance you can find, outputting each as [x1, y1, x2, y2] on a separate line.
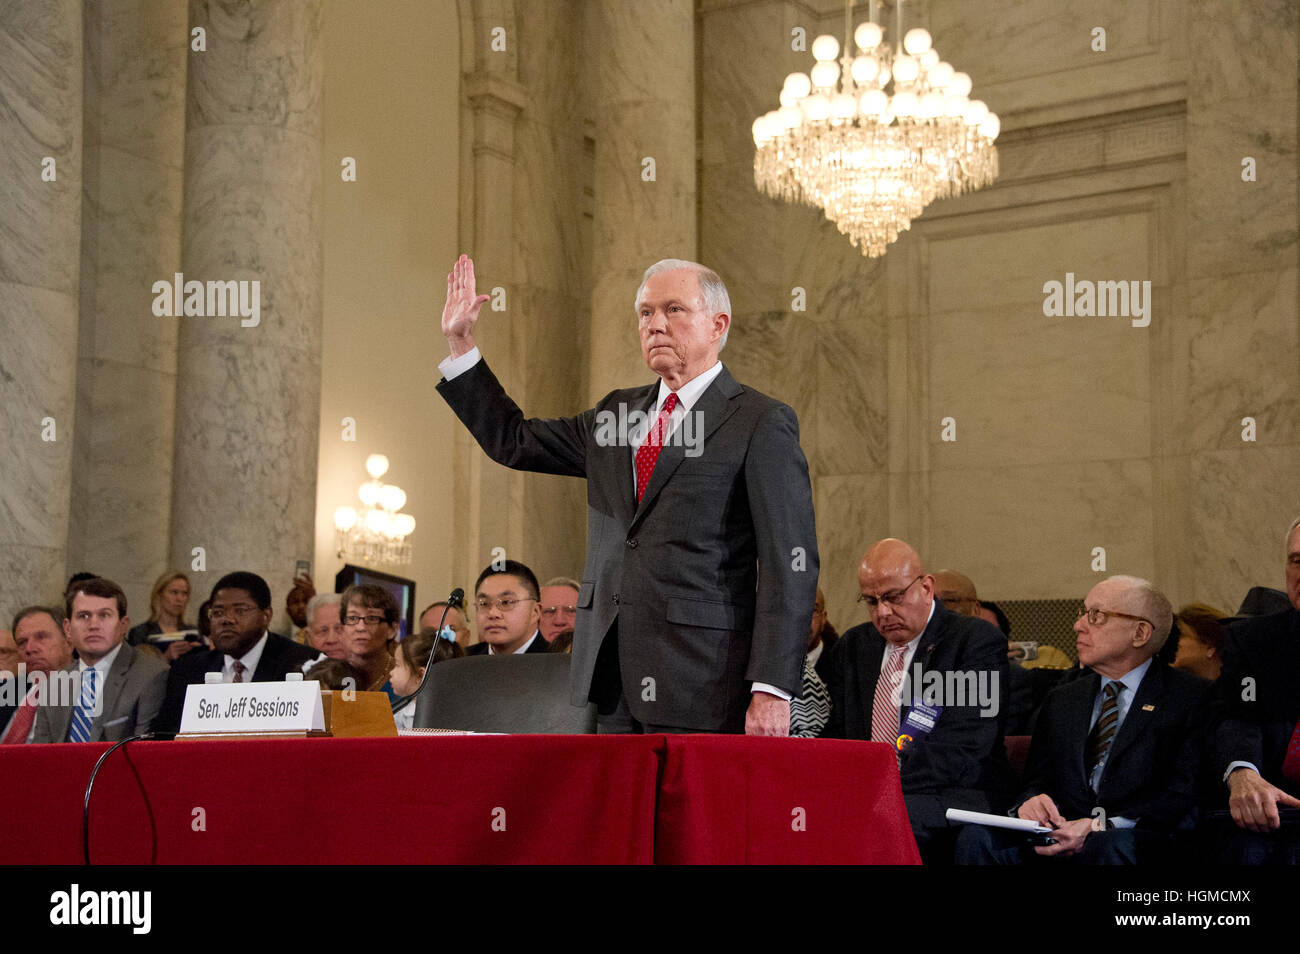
[543, 576, 580, 592]
[635, 259, 732, 351]
[1108, 575, 1174, 654]
[1286, 516, 1300, 553]
[305, 592, 343, 624]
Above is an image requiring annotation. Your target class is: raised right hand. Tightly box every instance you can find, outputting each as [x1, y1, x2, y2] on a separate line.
[442, 254, 491, 353]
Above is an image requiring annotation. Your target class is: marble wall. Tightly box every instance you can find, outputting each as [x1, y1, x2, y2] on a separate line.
[0, 0, 83, 621]
[68, 0, 187, 620]
[169, 0, 324, 623]
[700, 0, 1299, 632]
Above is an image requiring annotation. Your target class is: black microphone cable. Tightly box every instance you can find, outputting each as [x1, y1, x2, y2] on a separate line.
[391, 586, 464, 715]
[82, 731, 161, 865]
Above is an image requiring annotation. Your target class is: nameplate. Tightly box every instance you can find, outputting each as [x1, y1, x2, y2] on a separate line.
[179, 681, 325, 736]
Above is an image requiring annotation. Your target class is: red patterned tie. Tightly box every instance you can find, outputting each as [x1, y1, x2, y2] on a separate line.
[0, 689, 38, 745]
[872, 646, 908, 746]
[1283, 719, 1300, 786]
[635, 392, 679, 503]
[232, 661, 246, 683]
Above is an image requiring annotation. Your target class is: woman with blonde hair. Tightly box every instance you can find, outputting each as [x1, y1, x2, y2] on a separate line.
[127, 571, 200, 661]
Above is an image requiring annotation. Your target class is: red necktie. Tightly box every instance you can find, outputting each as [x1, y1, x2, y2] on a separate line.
[0, 690, 38, 745]
[872, 646, 907, 746]
[232, 661, 246, 683]
[1283, 719, 1300, 786]
[635, 392, 679, 503]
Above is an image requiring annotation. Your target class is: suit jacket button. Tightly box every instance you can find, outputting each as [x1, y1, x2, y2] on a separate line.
[626, 539, 638, 549]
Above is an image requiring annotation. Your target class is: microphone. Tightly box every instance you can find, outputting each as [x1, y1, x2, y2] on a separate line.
[391, 587, 463, 713]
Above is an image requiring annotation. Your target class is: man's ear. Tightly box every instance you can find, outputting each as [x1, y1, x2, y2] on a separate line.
[714, 312, 730, 342]
[1132, 621, 1152, 648]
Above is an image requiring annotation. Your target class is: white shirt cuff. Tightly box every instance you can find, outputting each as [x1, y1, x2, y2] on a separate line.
[751, 682, 791, 701]
[1223, 761, 1260, 784]
[439, 346, 482, 380]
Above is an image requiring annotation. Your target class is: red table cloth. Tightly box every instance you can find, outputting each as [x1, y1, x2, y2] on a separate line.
[655, 736, 920, 864]
[0, 735, 918, 864]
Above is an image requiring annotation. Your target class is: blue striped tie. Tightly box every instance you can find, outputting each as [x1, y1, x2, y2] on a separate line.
[67, 668, 98, 743]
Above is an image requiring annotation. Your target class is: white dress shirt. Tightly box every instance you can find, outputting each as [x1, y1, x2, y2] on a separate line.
[488, 631, 541, 655]
[223, 632, 268, 682]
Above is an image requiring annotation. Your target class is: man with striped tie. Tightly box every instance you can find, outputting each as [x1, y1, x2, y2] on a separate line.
[32, 577, 168, 744]
[956, 575, 1212, 864]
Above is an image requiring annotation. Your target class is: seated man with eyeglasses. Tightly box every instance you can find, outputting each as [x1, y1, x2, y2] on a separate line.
[466, 560, 550, 657]
[538, 577, 579, 644]
[956, 575, 1212, 865]
[820, 538, 1012, 863]
[153, 571, 324, 736]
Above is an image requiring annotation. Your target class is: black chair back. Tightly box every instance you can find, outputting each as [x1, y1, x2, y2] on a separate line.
[411, 653, 596, 733]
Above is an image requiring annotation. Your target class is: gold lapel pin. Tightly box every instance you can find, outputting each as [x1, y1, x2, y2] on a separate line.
[1141, 704, 1155, 711]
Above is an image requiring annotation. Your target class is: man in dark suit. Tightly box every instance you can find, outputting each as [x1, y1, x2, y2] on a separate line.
[957, 575, 1211, 864]
[821, 539, 1010, 859]
[32, 578, 168, 743]
[465, 560, 552, 657]
[153, 571, 322, 736]
[1213, 517, 1300, 863]
[2, 605, 74, 744]
[435, 255, 817, 734]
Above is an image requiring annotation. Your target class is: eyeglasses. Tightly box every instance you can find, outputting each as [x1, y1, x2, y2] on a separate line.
[343, 613, 390, 627]
[541, 605, 577, 617]
[1077, 607, 1151, 627]
[475, 597, 537, 613]
[208, 605, 260, 622]
[857, 576, 923, 609]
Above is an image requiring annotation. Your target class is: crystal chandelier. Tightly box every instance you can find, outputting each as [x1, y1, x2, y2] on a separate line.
[334, 454, 416, 566]
[753, 0, 1000, 256]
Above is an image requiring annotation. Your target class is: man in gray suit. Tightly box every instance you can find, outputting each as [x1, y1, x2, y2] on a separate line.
[33, 577, 168, 743]
[436, 255, 818, 734]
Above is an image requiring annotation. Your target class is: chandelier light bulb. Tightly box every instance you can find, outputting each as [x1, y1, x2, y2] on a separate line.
[359, 481, 381, 507]
[949, 71, 972, 97]
[859, 88, 889, 117]
[850, 55, 880, 85]
[903, 28, 932, 55]
[979, 114, 1001, 140]
[334, 506, 358, 532]
[752, 116, 770, 144]
[779, 105, 802, 129]
[854, 22, 883, 50]
[944, 93, 968, 117]
[929, 61, 955, 88]
[365, 509, 390, 535]
[877, 65, 891, 87]
[811, 34, 839, 62]
[810, 60, 840, 89]
[831, 93, 857, 120]
[380, 484, 407, 512]
[779, 87, 797, 108]
[364, 453, 389, 479]
[919, 92, 944, 118]
[892, 55, 919, 84]
[963, 99, 989, 125]
[392, 513, 416, 537]
[783, 71, 812, 98]
[891, 90, 919, 119]
[802, 93, 832, 122]
[920, 49, 940, 70]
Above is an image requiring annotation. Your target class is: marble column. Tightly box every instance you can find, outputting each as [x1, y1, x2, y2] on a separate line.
[588, 0, 695, 403]
[170, 0, 322, 612]
[452, 0, 527, 591]
[1184, 1, 1298, 611]
[68, 0, 187, 618]
[0, 0, 82, 618]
